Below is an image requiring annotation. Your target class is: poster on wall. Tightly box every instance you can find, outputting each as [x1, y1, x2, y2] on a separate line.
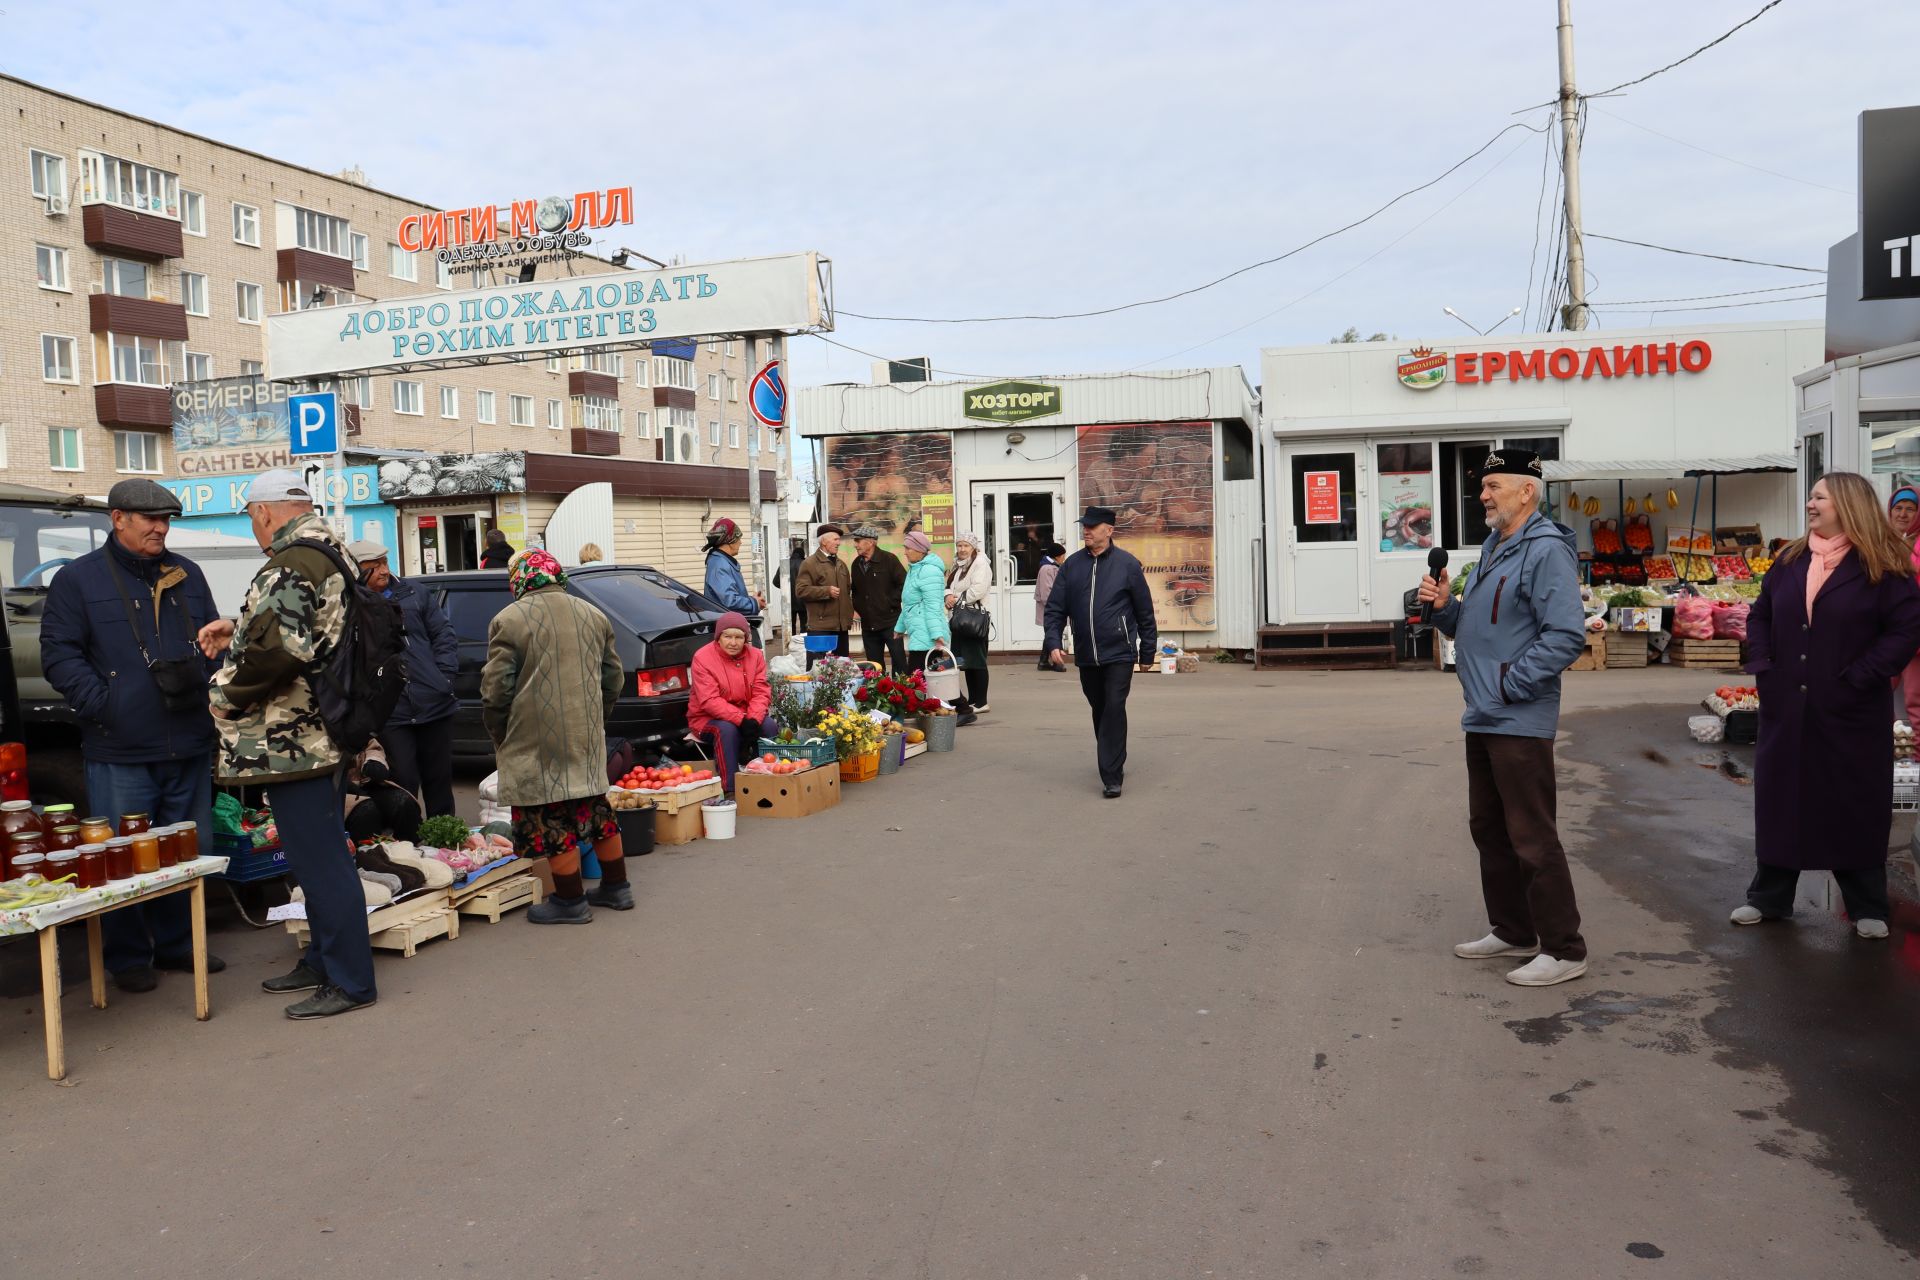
[1077, 421, 1215, 630]
[373, 452, 526, 501]
[1378, 470, 1435, 551]
[170, 377, 294, 476]
[822, 432, 956, 561]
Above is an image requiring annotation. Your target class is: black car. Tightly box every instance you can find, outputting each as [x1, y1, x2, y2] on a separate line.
[428, 563, 729, 765]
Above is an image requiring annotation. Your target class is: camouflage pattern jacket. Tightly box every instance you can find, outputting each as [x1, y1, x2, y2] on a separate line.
[210, 513, 350, 784]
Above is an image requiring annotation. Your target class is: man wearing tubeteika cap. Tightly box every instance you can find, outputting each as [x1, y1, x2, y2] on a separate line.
[198, 469, 377, 1018]
[41, 478, 226, 992]
[1417, 448, 1590, 987]
[1042, 505, 1157, 798]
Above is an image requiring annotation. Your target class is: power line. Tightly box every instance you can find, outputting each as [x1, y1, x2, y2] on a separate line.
[1643, 291, 1824, 314]
[838, 118, 1551, 325]
[1595, 283, 1825, 305]
[1521, 113, 1556, 328]
[1589, 105, 1851, 196]
[1586, 0, 1786, 99]
[1587, 232, 1824, 274]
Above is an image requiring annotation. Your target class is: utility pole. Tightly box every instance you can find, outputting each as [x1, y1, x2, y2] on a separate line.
[1557, 0, 1589, 331]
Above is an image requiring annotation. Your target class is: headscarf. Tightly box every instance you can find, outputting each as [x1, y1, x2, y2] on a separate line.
[712, 611, 752, 646]
[706, 517, 741, 550]
[509, 548, 568, 599]
[904, 531, 932, 555]
[955, 531, 983, 557]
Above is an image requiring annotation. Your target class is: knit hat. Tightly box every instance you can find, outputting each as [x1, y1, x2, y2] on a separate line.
[1891, 487, 1918, 511]
[903, 531, 932, 554]
[712, 611, 752, 642]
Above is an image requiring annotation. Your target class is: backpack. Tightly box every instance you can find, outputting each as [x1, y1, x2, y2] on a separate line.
[292, 538, 407, 754]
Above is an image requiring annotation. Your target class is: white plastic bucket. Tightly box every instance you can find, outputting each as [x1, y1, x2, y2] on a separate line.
[701, 799, 738, 840]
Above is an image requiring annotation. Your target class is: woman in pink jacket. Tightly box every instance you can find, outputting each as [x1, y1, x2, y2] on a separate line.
[688, 612, 774, 793]
[1891, 486, 1920, 724]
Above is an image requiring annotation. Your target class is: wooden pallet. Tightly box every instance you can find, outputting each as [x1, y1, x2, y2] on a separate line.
[454, 873, 543, 923]
[289, 896, 459, 957]
[1667, 638, 1744, 670]
[1255, 623, 1396, 671]
[448, 857, 534, 908]
[1604, 633, 1650, 668]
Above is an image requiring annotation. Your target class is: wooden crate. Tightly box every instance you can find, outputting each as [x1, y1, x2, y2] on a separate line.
[1604, 633, 1650, 668]
[288, 892, 459, 958]
[1256, 623, 1396, 671]
[455, 873, 543, 923]
[651, 779, 724, 815]
[1569, 632, 1606, 672]
[448, 857, 534, 907]
[1667, 638, 1744, 670]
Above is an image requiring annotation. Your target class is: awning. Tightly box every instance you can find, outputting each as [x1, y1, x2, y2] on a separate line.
[1542, 454, 1795, 483]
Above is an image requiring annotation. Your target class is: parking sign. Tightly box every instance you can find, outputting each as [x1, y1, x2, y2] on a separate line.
[287, 392, 339, 457]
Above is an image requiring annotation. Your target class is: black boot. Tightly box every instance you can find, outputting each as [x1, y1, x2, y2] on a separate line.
[527, 895, 593, 925]
[588, 881, 634, 911]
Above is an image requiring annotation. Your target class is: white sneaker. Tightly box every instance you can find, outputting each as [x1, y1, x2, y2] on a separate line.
[1729, 905, 1765, 925]
[1452, 933, 1540, 959]
[1856, 918, 1890, 940]
[1505, 955, 1589, 987]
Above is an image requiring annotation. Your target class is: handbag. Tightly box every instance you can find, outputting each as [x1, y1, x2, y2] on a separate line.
[105, 554, 209, 712]
[950, 600, 992, 643]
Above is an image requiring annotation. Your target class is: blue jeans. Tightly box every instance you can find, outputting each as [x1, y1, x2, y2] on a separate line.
[85, 757, 214, 974]
[271, 772, 376, 1002]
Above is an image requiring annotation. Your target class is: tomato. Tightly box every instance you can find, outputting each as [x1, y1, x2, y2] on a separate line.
[762, 753, 777, 764]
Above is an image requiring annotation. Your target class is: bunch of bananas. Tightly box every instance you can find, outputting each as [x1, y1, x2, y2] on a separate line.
[0, 873, 79, 911]
[1583, 496, 1600, 517]
[1624, 496, 1637, 516]
[1666, 488, 1680, 509]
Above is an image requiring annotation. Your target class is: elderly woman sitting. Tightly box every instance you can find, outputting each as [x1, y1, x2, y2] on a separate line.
[689, 611, 778, 792]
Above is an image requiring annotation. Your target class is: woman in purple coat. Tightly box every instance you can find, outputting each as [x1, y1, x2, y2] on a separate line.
[1734, 471, 1920, 938]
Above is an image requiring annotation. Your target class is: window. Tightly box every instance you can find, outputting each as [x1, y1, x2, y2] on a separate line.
[662, 429, 678, 463]
[1375, 443, 1435, 552]
[728, 377, 741, 403]
[101, 257, 149, 298]
[181, 190, 205, 236]
[439, 386, 459, 419]
[292, 206, 351, 257]
[725, 339, 737, 358]
[235, 281, 262, 323]
[114, 431, 162, 474]
[80, 150, 180, 218]
[585, 352, 620, 376]
[1290, 452, 1358, 544]
[393, 380, 423, 415]
[35, 244, 68, 291]
[708, 420, 721, 446]
[47, 428, 82, 471]
[509, 394, 533, 427]
[634, 410, 650, 438]
[29, 149, 66, 203]
[634, 359, 649, 387]
[179, 270, 208, 316]
[728, 422, 741, 449]
[240, 359, 263, 376]
[656, 356, 694, 390]
[707, 374, 721, 400]
[669, 406, 696, 434]
[440, 589, 513, 643]
[476, 390, 496, 424]
[232, 202, 260, 245]
[388, 243, 416, 281]
[435, 257, 453, 289]
[340, 375, 371, 408]
[184, 351, 212, 382]
[545, 354, 561, 374]
[546, 398, 563, 430]
[103, 333, 183, 386]
[578, 395, 618, 432]
[350, 231, 369, 271]
[41, 335, 76, 383]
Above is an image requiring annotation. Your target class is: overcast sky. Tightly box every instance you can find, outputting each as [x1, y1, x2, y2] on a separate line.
[6, 0, 1909, 393]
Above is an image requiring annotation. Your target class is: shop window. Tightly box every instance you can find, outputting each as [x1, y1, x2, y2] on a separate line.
[1500, 436, 1560, 463]
[1438, 441, 1492, 549]
[1868, 416, 1920, 483]
[1290, 452, 1357, 543]
[1221, 422, 1255, 481]
[1375, 442, 1435, 552]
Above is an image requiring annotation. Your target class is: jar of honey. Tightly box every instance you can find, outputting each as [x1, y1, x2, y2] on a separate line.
[102, 837, 134, 881]
[10, 852, 45, 880]
[80, 816, 114, 845]
[75, 844, 106, 890]
[2, 799, 42, 839]
[174, 820, 201, 863]
[119, 813, 151, 838]
[46, 824, 80, 854]
[9, 831, 47, 874]
[43, 852, 79, 884]
[41, 803, 75, 825]
[153, 825, 179, 869]
[129, 831, 161, 875]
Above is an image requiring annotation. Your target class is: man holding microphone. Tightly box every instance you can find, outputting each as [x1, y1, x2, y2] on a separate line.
[1417, 449, 1590, 987]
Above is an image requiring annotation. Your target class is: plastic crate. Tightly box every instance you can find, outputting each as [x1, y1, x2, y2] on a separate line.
[215, 832, 288, 883]
[839, 752, 880, 784]
[759, 737, 838, 767]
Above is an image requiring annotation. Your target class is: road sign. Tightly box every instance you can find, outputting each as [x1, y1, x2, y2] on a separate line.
[287, 392, 339, 457]
[749, 361, 786, 427]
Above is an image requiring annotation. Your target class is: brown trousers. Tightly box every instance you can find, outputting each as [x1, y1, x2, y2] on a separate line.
[1465, 732, 1586, 962]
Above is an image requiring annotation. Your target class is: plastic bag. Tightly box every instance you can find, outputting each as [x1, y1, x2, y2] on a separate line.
[1710, 600, 1750, 640]
[767, 654, 805, 680]
[1673, 595, 1716, 639]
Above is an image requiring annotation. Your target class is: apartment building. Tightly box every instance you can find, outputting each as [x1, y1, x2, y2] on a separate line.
[3, 74, 776, 577]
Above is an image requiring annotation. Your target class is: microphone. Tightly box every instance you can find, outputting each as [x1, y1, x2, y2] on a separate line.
[1420, 547, 1449, 624]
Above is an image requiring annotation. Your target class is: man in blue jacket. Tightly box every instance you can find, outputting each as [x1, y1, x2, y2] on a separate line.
[41, 479, 225, 992]
[1418, 449, 1589, 988]
[349, 540, 458, 821]
[1044, 505, 1157, 799]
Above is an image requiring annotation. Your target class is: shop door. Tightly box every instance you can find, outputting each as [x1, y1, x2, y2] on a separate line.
[1280, 445, 1368, 621]
[968, 482, 1066, 650]
[411, 509, 486, 574]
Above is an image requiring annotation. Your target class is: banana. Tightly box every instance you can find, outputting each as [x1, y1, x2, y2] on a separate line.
[1644, 493, 1657, 515]
[1567, 491, 1579, 513]
[1584, 497, 1600, 517]
[1624, 496, 1637, 515]
[1666, 488, 1679, 509]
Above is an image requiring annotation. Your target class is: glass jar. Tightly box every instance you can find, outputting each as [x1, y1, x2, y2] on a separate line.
[46, 824, 80, 854]
[9, 852, 45, 880]
[129, 831, 161, 875]
[174, 821, 200, 863]
[75, 843, 106, 890]
[80, 816, 115, 846]
[154, 825, 179, 869]
[119, 813, 151, 838]
[1, 799, 42, 839]
[41, 803, 76, 825]
[9, 831, 48, 875]
[43, 852, 79, 884]
[102, 837, 134, 881]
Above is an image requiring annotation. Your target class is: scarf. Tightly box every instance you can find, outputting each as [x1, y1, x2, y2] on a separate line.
[1804, 531, 1852, 618]
[509, 548, 567, 599]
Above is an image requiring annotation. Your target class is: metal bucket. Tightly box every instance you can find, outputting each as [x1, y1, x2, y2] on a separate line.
[877, 732, 904, 775]
[925, 713, 957, 753]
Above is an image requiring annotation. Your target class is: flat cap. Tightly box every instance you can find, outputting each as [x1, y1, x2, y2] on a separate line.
[849, 524, 884, 540]
[106, 478, 182, 517]
[346, 539, 390, 563]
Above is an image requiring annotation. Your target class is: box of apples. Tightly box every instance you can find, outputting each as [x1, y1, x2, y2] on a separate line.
[610, 763, 722, 813]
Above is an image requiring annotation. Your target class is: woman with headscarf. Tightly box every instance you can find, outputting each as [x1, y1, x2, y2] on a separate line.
[1735, 472, 1920, 938]
[703, 517, 762, 618]
[1888, 485, 1920, 724]
[945, 530, 995, 714]
[1034, 542, 1069, 671]
[481, 550, 631, 924]
[898, 531, 976, 725]
[689, 611, 774, 794]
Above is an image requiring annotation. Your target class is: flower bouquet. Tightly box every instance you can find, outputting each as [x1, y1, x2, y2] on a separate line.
[855, 671, 933, 719]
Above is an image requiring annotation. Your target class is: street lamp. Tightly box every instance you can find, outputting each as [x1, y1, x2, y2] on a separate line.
[1442, 305, 1523, 337]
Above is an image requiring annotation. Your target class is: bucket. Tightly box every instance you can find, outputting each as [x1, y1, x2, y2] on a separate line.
[701, 799, 737, 840]
[877, 733, 904, 775]
[616, 805, 656, 856]
[803, 633, 840, 654]
[926, 713, 957, 753]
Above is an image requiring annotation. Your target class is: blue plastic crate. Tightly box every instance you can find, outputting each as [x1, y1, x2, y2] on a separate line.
[215, 832, 288, 883]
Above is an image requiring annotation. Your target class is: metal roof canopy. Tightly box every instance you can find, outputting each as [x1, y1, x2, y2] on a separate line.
[1542, 454, 1795, 483]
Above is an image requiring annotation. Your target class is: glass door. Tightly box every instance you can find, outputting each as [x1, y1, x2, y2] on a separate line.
[1280, 445, 1368, 621]
[969, 482, 1066, 650]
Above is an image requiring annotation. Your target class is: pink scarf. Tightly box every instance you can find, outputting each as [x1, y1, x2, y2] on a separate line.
[1805, 531, 1852, 619]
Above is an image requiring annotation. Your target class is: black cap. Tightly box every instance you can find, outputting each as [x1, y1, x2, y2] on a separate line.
[1079, 505, 1117, 528]
[106, 478, 182, 517]
[1477, 448, 1544, 480]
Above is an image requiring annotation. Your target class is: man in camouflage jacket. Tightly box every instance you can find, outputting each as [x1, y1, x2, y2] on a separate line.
[198, 470, 375, 1019]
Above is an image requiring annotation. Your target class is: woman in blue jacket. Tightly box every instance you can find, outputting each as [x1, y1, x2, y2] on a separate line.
[898, 531, 976, 724]
[702, 517, 762, 618]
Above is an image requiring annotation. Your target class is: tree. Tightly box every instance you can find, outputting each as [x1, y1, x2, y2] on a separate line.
[1331, 327, 1395, 343]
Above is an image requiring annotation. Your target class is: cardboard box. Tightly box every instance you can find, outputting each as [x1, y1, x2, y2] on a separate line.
[1610, 606, 1662, 633]
[737, 763, 842, 819]
[1570, 632, 1606, 671]
[1714, 525, 1763, 554]
[654, 804, 705, 846]
[1666, 526, 1713, 555]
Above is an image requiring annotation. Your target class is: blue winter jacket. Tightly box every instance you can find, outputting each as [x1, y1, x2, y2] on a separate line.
[703, 549, 759, 616]
[1042, 543, 1157, 668]
[41, 536, 220, 764]
[1430, 511, 1586, 739]
[898, 553, 951, 651]
[385, 575, 458, 726]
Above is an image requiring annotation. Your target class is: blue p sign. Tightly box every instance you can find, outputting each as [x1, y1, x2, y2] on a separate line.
[288, 392, 338, 457]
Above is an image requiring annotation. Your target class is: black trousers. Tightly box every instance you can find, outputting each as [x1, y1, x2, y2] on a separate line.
[1078, 662, 1134, 787]
[861, 626, 908, 675]
[966, 667, 989, 707]
[1746, 862, 1890, 922]
[1465, 732, 1587, 962]
[382, 716, 456, 822]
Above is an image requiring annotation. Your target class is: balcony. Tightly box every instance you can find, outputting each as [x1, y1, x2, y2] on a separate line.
[277, 248, 357, 293]
[569, 370, 619, 400]
[88, 293, 189, 341]
[570, 427, 622, 457]
[82, 203, 184, 260]
[94, 384, 172, 432]
[652, 385, 696, 411]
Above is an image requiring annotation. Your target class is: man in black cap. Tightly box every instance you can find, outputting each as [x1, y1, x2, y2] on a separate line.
[1416, 448, 1590, 988]
[1042, 506, 1157, 798]
[41, 479, 226, 991]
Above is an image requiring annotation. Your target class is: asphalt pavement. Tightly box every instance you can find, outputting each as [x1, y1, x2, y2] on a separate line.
[2, 662, 1914, 1278]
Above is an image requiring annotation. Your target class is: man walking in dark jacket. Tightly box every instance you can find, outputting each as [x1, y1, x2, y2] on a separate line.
[1043, 506, 1157, 798]
[41, 479, 226, 992]
[848, 524, 907, 674]
[350, 540, 459, 821]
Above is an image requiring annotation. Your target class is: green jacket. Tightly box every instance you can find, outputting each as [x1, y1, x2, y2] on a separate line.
[210, 513, 350, 784]
[480, 584, 623, 807]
